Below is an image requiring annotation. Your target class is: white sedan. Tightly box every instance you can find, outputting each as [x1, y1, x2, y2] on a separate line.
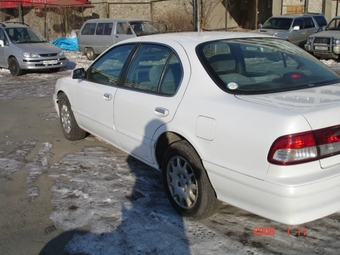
[53, 32, 340, 225]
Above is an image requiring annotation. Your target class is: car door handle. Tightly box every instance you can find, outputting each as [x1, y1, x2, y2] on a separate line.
[103, 93, 112, 101]
[154, 107, 169, 117]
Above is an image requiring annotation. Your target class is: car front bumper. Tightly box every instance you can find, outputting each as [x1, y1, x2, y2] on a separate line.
[20, 57, 67, 70]
[305, 44, 340, 59]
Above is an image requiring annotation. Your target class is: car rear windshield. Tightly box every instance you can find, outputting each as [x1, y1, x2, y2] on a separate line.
[197, 38, 340, 95]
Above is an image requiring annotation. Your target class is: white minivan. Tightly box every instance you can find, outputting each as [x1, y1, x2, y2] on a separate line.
[78, 18, 159, 60]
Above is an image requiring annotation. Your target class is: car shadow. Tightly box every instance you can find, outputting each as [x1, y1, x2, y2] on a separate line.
[39, 119, 191, 254]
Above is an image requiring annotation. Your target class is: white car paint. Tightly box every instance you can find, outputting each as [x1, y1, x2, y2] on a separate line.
[54, 32, 340, 224]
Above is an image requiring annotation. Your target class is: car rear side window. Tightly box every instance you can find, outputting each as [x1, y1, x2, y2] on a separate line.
[313, 15, 327, 27]
[123, 44, 182, 95]
[81, 23, 96, 35]
[96, 23, 113, 35]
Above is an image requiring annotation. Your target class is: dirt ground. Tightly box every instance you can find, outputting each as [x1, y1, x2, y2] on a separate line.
[0, 96, 100, 254]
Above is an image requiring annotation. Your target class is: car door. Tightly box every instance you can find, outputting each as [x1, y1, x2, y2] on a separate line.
[290, 17, 306, 46]
[73, 44, 135, 146]
[303, 17, 318, 39]
[114, 43, 184, 164]
[114, 22, 135, 44]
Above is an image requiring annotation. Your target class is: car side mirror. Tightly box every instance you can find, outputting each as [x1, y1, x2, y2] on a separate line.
[0, 40, 4, 47]
[72, 68, 85, 79]
[293, 26, 300, 31]
[258, 23, 263, 29]
[126, 27, 132, 35]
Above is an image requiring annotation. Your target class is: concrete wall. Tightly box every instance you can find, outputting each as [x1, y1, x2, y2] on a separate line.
[0, 0, 338, 41]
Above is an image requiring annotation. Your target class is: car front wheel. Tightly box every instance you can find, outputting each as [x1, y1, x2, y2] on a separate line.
[162, 140, 221, 220]
[8, 57, 23, 76]
[58, 93, 87, 141]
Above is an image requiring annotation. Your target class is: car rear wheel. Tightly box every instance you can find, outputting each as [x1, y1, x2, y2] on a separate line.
[58, 93, 87, 141]
[162, 140, 221, 220]
[8, 57, 23, 76]
[85, 47, 96, 60]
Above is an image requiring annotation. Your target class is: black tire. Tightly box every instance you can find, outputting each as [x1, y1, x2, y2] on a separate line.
[58, 93, 87, 141]
[85, 48, 96, 60]
[162, 140, 221, 220]
[49, 67, 61, 73]
[8, 57, 23, 76]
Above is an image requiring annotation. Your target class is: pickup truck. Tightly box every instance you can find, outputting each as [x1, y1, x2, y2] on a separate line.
[305, 16, 340, 59]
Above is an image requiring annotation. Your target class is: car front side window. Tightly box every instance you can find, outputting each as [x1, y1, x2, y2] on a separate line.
[0, 29, 8, 46]
[87, 44, 134, 85]
[304, 17, 314, 29]
[293, 18, 304, 29]
[116, 22, 129, 34]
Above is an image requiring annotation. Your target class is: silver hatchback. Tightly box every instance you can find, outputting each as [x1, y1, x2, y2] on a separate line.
[0, 22, 66, 76]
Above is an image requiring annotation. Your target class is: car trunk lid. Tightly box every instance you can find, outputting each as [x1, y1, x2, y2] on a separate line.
[236, 85, 340, 168]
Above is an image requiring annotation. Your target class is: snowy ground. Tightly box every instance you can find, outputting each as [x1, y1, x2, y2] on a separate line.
[1, 51, 340, 255]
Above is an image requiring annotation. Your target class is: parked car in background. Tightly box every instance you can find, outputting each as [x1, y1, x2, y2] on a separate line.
[305, 15, 340, 59]
[54, 32, 340, 225]
[253, 13, 327, 47]
[0, 22, 66, 76]
[78, 18, 160, 60]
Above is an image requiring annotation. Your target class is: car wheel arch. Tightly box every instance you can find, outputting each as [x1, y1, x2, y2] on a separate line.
[155, 132, 203, 172]
[8, 56, 23, 76]
[56, 91, 69, 113]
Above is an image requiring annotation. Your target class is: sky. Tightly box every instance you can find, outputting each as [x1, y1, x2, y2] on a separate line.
[1, 51, 340, 255]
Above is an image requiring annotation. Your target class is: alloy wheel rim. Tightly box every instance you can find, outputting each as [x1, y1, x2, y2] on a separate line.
[167, 156, 198, 209]
[60, 104, 71, 134]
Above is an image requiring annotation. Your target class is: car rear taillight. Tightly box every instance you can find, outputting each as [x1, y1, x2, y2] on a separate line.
[268, 125, 340, 165]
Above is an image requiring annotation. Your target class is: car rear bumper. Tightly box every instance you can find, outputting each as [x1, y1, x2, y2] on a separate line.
[205, 160, 340, 225]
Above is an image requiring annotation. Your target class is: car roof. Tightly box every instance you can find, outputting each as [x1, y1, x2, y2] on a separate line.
[117, 31, 276, 47]
[268, 13, 322, 19]
[0, 22, 29, 28]
[84, 18, 150, 23]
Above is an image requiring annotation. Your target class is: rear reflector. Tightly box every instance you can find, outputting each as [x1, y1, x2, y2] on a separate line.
[268, 125, 340, 165]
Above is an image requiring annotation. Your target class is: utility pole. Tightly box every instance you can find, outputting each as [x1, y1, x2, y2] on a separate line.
[18, 2, 23, 24]
[193, 0, 197, 31]
[224, 0, 228, 31]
